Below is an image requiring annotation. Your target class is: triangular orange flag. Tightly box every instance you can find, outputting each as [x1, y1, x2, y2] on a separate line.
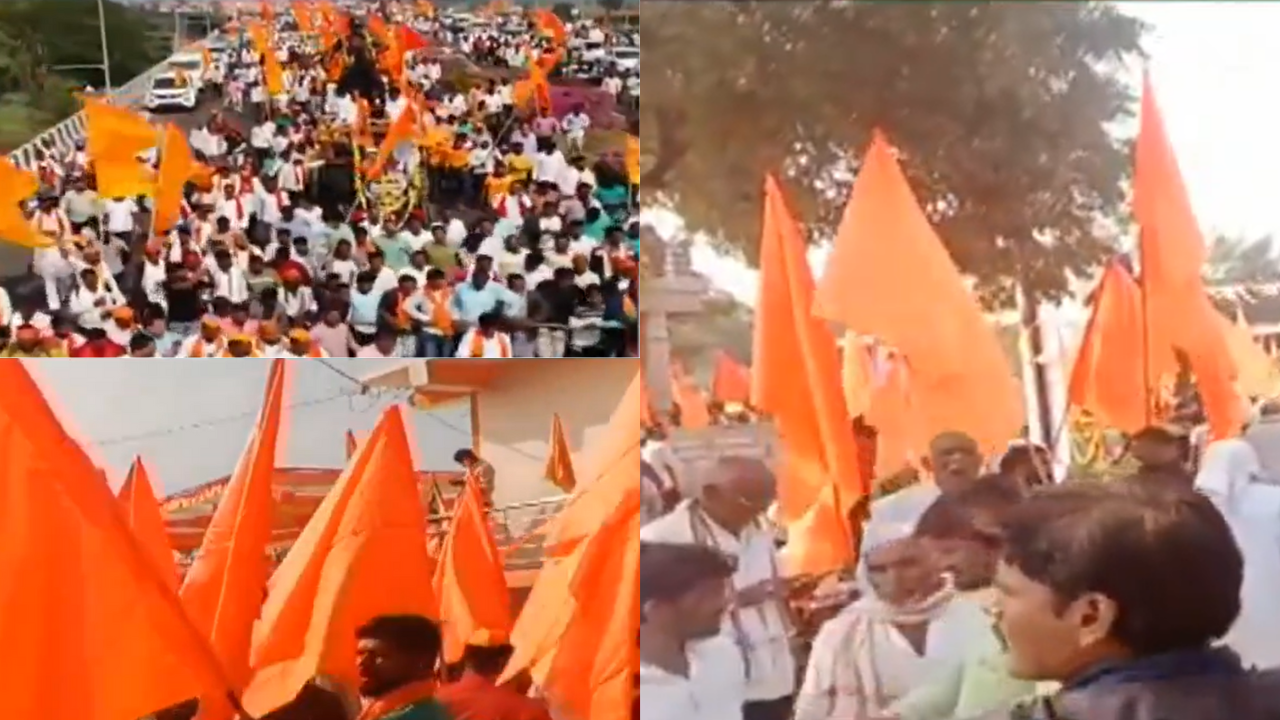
[181, 359, 288, 720]
[242, 405, 438, 716]
[1133, 73, 1244, 440]
[154, 124, 206, 234]
[709, 350, 751, 406]
[0, 156, 53, 248]
[0, 362, 230, 720]
[544, 413, 577, 493]
[531, 368, 643, 548]
[118, 455, 180, 591]
[433, 474, 512, 663]
[501, 488, 640, 720]
[814, 131, 1023, 456]
[367, 101, 421, 179]
[751, 174, 864, 574]
[1067, 262, 1167, 434]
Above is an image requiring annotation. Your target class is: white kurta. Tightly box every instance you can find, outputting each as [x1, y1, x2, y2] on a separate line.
[640, 501, 797, 703]
[639, 636, 745, 720]
[793, 592, 998, 720]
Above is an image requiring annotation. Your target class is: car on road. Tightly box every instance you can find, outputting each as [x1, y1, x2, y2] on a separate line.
[607, 46, 640, 74]
[166, 51, 208, 91]
[146, 72, 199, 112]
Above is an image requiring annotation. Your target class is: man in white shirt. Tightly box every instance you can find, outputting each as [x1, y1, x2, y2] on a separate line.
[868, 431, 985, 529]
[639, 541, 745, 720]
[561, 104, 591, 155]
[640, 457, 796, 720]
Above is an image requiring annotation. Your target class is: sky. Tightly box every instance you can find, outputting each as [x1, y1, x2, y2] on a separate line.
[647, 2, 1280, 306]
[29, 360, 476, 494]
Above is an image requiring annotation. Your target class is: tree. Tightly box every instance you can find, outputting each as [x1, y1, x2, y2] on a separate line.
[550, 3, 576, 23]
[644, 2, 1147, 306]
[1204, 234, 1280, 286]
[597, 0, 626, 14]
[0, 0, 173, 150]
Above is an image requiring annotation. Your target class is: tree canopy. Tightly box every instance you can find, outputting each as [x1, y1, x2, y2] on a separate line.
[643, 1, 1148, 306]
[0, 0, 179, 151]
[1205, 234, 1280, 287]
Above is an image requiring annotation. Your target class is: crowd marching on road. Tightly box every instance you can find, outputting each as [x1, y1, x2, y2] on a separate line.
[0, 0, 640, 358]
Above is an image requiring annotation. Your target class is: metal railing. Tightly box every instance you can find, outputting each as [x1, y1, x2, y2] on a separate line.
[6, 31, 223, 170]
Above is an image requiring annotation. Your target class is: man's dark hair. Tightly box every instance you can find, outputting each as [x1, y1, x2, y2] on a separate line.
[459, 643, 514, 677]
[916, 474, 1024, 541]
[999, 480, 1241, 655]
[355, 614, 442, 663]
[129, 333, 156, 353]
[639, 542, 735, 607]
[453, 448, 477, 465]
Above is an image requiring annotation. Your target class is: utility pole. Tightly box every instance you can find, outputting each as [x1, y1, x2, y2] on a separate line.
[96, 0, 113, 92]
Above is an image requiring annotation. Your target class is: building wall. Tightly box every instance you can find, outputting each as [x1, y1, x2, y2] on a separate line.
[474, 358, 639, 508]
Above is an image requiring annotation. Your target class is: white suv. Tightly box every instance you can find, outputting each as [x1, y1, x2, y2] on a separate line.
[146, 72, 199, 111]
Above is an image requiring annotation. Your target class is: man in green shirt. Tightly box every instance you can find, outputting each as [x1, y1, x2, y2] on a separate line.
[356, 615, 453, 720]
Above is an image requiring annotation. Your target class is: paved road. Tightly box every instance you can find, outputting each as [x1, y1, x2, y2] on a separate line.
[0, 93, 228, 304]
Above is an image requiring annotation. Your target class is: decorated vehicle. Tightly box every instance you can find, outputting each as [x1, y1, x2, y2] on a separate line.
[145, 71, 198, 111]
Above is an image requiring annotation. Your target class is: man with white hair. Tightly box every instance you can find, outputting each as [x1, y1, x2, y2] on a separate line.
[639, 456, 796, 720]
[795, 523, 997, 720]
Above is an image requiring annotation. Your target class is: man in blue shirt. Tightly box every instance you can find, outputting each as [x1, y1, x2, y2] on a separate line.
[450, 255, 521, 328]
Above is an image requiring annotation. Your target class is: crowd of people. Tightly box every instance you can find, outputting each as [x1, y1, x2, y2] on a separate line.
[2, 3, 639, 358]
[638, 399, 1280, 720]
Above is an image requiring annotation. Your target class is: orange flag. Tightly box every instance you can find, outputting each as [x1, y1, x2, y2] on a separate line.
[670, 366, 711, 429]
[710, 351, 751, 406]
[813, 131, 1023, 456]
[84, 96, 157, 161]
[367, 101, 421, 179]
[544, 413, 577, 492]
[243, 405, 438, 716]
[154, 124, 205, 234]
[1067, 262, 1165, 434]
[96, 156, 157, 199]
[433, 474, 512, 663]
[752, 174, 864, 574]
[531, 367, 642, 550]
[264, 51, 286, 96]
[0, 362, 230, 720]
[501, 488, 640, 719]
[513, 61, 552, 115]
[1133, 73, 1243, 440]
[181, 359, 288, 720]
[625, 134, 640, 185]
[0, 156, 53, 248]
[118, 455, 179, 591]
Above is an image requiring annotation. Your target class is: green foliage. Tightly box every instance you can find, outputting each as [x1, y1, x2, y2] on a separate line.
[0, 0, 174, 150]
[644, 1, 1148, 307]
[550, 3, 576, 22]
[1205, 233, 1280, 286]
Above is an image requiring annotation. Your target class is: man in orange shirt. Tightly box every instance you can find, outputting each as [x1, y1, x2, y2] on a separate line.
[436, 632, 552, 720]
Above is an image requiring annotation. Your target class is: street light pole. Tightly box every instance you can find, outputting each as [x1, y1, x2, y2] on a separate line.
[96, 0, 113, 92]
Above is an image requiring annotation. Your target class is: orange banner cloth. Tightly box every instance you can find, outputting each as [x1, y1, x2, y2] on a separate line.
[0, 362, 231, 720]
[813, 131, 1023, 456]
[242, 405, 438, 716]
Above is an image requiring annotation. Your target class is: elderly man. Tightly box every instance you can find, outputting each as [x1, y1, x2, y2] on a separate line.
[869, 431, 985, 529]
[639, 456, 795, 720]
